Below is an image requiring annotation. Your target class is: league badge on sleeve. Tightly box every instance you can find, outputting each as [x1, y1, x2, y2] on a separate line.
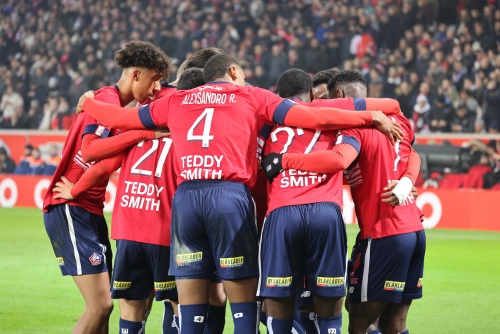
[89, 252, 102, 266]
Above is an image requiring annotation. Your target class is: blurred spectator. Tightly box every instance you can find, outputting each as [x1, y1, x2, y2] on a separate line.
[450, 104, 476, 133]
[396, 81, 413, 119]
[14, 144, 33, 174]
[0, 85, 23, 121]
[43, 145, 61, 175]
[427, 95, 454, 132]
[0, 147, 16, 173]
[413, 94, 431, 132]
[483, 78, 500, 133]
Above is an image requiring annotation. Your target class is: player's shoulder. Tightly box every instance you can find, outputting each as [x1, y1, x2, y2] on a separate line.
[308, 97, 354, 108]
[94, 85, 121, 105]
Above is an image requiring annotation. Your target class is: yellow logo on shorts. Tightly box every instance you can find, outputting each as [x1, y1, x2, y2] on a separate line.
[113, 281, 131, 290]
[176, 252, 203, 265]
[317, 277, 345, 287]
[417, 278, 423, 287]
[383, 281, 405, 291]
[266, 277, 293, 287]
[220, 256, 244, 268]
[56, 257, 64, 265]
[155, 281, 176, 291]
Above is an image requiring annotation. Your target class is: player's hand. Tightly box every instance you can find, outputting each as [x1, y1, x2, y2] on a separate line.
[154, 130, 170, 139]
[371, 111, 404, 145]
[381, 180, 400, 206]
[411, 186, 418, 199]
[76, 91, 95, 114]
[52, 176, 75, 200]
[261, 153, 283, 183]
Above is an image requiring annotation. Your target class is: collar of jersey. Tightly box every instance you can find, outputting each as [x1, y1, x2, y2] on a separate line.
[113, 84, 120, 91]
[162, 83, 176, 88]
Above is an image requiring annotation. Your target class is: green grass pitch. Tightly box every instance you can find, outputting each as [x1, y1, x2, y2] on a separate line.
[1, 207, 500, 333]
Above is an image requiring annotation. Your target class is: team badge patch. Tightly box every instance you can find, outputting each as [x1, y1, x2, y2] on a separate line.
[89, 252, 102, 266]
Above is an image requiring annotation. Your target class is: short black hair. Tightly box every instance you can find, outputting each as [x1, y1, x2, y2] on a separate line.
[115, 41, 171, 80]
[177, 68, 205, 90]
[312, 69, 338, 87]
[203, 54, 240, 82]
[185, 48, 224, 69]
[327, 70, 366, 92]
[276, 68, 313, 98]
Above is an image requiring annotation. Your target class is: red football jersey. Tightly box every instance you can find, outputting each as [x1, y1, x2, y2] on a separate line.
[43, 86, 121, 215]
[338, 113, 423, 239]
[112, 136, 177, 246]
[138, 83, 296, 188]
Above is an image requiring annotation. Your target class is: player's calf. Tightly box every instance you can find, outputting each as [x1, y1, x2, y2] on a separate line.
[204, 281, 227, 334]
[313, 295, 343, 334]
[378, 300, 412, 334]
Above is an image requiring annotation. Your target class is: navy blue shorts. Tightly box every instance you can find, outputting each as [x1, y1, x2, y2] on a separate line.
[258, 202, 347, 299]
[170, 181, 259, 280]
[111, 240, 177, 301]
[43, 204, 112, 276]
[348, 230, 426, 303]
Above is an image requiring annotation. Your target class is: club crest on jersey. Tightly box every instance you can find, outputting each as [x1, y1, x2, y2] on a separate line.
[273, 158, 279, 165]
[89, 253, 102, 266]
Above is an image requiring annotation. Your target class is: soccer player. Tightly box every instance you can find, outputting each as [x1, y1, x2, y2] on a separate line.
[73, 54, 402, 334]
[43, 41, 170, 334]
[258, 68, 406, 334]
[311, 69, 338, 100]
[262, 75, 425, 334]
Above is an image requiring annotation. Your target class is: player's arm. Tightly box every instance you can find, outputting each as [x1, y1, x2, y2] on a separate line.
[81, 130, 167, 163]
[364, 98, 401, 115]
[382, 148, 421, 206]
[52, 154, 123, 200]
[76, 91, 170, 129]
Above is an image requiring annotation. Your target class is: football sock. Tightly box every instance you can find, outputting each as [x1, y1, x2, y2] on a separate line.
[178, 303, 209, 334]
[204, 304, 226, 334]
[292, 320, 306, 334]
[119, 318, 144, 334]
[399, 330, 410, 334]
[266, 316, 293, 333]
[162, 301, 174, 334]
[170, 316, 180, 334]
[260, 310, 268, 325]
[299, 312, 317, 333]
[316, 314, 342, 334]
[230, 301, 260, 333]
[368, 330, 382, 334]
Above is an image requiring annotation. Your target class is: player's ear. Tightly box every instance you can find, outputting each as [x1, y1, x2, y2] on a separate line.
[336, 89, 344, 98]
[309, 89, 315, 101]
[228, 65, 238, 81]
[132, 69, 141, 82]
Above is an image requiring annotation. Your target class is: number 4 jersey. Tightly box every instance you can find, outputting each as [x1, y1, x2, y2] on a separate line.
[112, 136, 176, 246]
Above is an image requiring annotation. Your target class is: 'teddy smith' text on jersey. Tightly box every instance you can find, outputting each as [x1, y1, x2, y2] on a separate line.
[43, 86, 121, 215]
[338, 113, 423, 239]
[137, 82, 296, 188]
[112, 135, 176, 246]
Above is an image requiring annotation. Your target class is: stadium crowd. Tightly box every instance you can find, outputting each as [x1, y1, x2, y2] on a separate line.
[0, 0, 499, 133]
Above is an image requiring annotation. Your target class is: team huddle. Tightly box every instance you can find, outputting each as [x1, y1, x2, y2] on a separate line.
[42, 41, 426, 334]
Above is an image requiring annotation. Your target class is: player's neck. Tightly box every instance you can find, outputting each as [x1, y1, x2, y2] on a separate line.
[289, 93, 311, 103]
[114, 80, 135, 107]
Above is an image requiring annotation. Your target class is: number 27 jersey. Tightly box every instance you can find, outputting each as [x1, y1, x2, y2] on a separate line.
[112, 136, 177, 246]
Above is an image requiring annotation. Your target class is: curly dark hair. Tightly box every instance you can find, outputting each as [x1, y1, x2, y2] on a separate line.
[115, 41, 171, 80]
[312, 69, 338, 88]
[327, 70, 366, 92]
[276, 68, 313, 98]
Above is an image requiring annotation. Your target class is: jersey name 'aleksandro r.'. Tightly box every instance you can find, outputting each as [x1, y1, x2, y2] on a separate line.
[180, 91, 237, 105]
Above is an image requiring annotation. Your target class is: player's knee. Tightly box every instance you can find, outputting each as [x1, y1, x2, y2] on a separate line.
[89, 298, 114, 317]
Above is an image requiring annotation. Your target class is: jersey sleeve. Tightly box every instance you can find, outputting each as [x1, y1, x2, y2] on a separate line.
[137, 94, 173, 128]
[82, 99, 145, 129]
[336, 128, 362, 153]
[364, 98, 401, 115]
[402, 147, 421, 184]
[282, 144, 359, 173]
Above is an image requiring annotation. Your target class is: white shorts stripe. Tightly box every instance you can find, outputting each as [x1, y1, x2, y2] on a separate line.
[256, 216, 267, 296]
[361, 237, 372, 302]
[65, 204, 82, 275]
[267, 316, 274, 334]
[178, 304, 182, 332]
[256, 301, 261, 334]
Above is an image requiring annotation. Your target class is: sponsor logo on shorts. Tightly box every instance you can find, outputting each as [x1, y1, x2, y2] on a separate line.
[417, 278, 423, 287]
[89, 252, 102, 266]
[300, 290, 311, 298]
[194, 316, 204, 323]
[113, 281, 131, 290]
[317, 277, 345, 287]
[266, 276, 293, 287]
[176, 252, 202, 265]
[350, 253, 361, 277]
[154, 281, 176, 291]
[56, 257, 64, 265]
[234, 312, 243, 318]
[220, 256, 244, 268]
[350, 278, 358, 284]
[383, 280, 405, 291]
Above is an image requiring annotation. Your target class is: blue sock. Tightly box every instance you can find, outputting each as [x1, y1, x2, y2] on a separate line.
[299, 312, 317, 333]
[316, 314, 342, 334]
[260, 310, 268, 325]
[179, 304, 209, 334]
[204, 304, 226, 334]
[230, 301, 260, 333]
[170, 315, 180, 334]
[399, 330, 409, 334]
[292, 320, 306, 334]
[266, 316, 293, 333]
[368, 331, 382, 334]
[163, 301, 174, 334]
[119, 318, 144, 334]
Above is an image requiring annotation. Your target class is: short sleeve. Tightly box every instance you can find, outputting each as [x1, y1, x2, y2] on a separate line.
[138, 93, 173, 129]
[251, 87, 297, 124]
[336, 128, 362, 154]
[81, 88, 123, 137]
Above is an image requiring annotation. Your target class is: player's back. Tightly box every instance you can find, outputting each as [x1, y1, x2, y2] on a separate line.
[43, 86, 121, 215]
[166, 83, 285, 188]
[112, 136, 176, 246]
[341, 113, 422, 239]
[264, 122, 342, 215]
